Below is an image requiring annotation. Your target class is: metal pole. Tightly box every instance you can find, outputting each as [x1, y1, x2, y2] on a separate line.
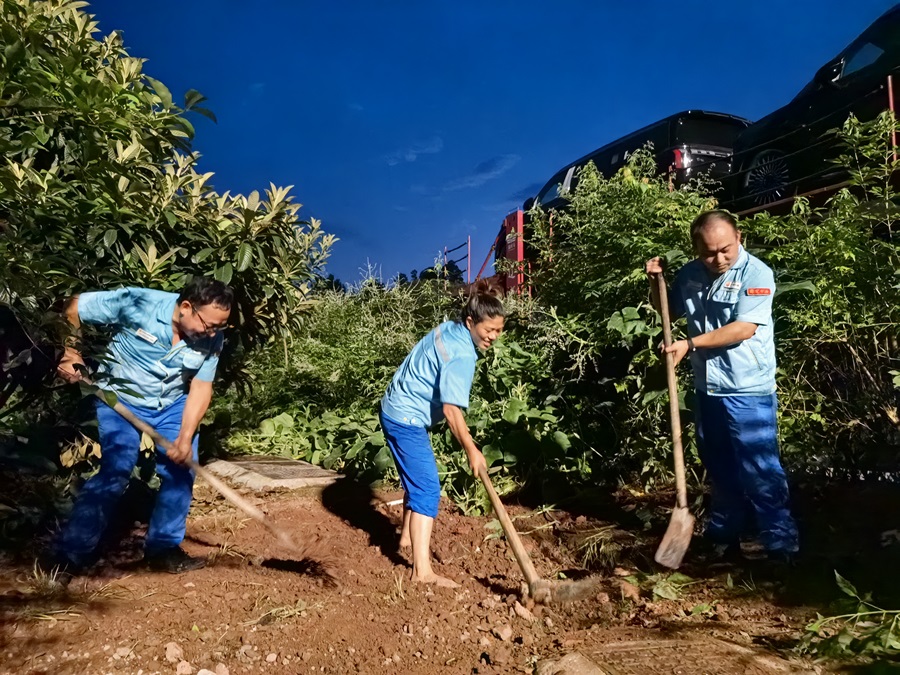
[467, 236, 471, 284]
[475, 233, 500, 281]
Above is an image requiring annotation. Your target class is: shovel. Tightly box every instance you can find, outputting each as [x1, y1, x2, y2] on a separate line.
[85, 379, 338, 583]
[477, 466, 598, 604]
[653, 273, 695, 569]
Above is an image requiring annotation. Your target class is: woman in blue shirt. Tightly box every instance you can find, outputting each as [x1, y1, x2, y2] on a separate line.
[380, 280, 505, 588]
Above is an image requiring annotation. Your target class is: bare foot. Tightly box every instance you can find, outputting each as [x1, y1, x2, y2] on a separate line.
[412, 572, 460, 589]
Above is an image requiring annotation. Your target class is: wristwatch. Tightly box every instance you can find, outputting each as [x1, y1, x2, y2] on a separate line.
[686, 336, 697, 353]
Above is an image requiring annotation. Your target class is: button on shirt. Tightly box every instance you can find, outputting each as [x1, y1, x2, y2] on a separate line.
[381, 320, 478, 428]
[78, 288, 223, 410]
[670, 246, 776, 396]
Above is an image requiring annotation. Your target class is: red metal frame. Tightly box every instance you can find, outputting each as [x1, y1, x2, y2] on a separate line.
[501, 210, 525, 292]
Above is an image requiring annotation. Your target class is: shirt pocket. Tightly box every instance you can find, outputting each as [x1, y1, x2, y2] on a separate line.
[181, 349, 207, 372]
[710, 287, 740, 305]
[745, 339, 768, 372]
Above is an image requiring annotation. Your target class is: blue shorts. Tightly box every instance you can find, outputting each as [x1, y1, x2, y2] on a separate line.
[379, 410, 441, 518]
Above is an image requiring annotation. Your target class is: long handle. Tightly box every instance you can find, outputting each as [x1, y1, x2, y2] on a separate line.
[87, 383, 297, 551]
[477, 466, 541, 587]
[656, 274, 689, 510]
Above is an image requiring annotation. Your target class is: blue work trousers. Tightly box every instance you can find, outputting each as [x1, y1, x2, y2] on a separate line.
[58, 397, 198, 565]
[695, 392, 798, 553]
[379, 411, 441, 519]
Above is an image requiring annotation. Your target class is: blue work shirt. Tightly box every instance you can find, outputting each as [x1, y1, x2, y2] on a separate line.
[670, 246, 776, 396]
[381, 320, 478, 428]
[78, 288, 223, 410]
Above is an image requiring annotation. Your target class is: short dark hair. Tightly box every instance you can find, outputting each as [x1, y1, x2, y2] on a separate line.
[690, 210, 739, 245]
[177, 277, 234, 310]
[459, 278, 505, 325]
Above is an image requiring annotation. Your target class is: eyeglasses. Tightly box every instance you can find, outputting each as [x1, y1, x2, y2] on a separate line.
[191, 304, 229, 333]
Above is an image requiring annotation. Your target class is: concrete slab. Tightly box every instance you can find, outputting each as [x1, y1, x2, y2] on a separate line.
[204, 456, 339, 492]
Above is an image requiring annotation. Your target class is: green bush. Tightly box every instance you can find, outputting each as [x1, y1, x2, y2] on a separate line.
[223, 112, 900, 511]
[0, 0, 334, 380]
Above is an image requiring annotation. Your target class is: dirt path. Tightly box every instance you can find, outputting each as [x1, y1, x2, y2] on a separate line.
[0, 480, 821, 674]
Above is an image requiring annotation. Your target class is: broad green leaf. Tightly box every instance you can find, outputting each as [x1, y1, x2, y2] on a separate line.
[652, 579, 679, 600]
[552, 430, 571, 451]
[236, 242, 253, 272]
[146, 76, 172, 109]
[271, 412, 294, 429]
[502, 398, 528, 424]
[214, 263, 233, 285]
[193, 247, 216, 263]
[373, 446, 394, 472]
[774, 280, 816, 297]
[183, 89, 207, 109]
[835, 571, 859, 599]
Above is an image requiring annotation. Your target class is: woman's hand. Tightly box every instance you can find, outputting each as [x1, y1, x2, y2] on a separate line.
[467, 448, 487, 478]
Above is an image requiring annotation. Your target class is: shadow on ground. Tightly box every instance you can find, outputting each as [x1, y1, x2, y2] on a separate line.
[320, 476, 408, 568]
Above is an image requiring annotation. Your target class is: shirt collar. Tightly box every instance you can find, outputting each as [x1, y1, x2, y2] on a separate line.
[156, 295, 177, 344]
[730, 245, 749, 272]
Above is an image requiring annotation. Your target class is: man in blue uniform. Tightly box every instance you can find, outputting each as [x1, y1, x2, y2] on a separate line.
[646, 210, 798, 560]
[51, 277, 233, 575]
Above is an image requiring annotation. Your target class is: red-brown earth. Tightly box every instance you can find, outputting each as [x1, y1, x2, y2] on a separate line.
[0, 476, 851, 675]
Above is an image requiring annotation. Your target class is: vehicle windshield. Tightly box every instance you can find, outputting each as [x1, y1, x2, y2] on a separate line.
[672, 116, 748, 148]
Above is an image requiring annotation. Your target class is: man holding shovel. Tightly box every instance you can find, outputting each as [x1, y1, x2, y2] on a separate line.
[646, 210, 798, 563]
[48, 277, 233, 576]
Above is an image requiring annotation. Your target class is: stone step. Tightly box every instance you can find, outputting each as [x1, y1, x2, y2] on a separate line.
[204, 456, 338, 492]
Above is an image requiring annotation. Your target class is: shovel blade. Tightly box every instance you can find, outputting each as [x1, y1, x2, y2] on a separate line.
[654, 506, 695, 569]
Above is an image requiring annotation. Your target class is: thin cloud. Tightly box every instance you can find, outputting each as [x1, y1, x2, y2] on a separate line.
[385, 136, 444, 166]
[348, 102, 364, 112]
[443, 154, 520, 192]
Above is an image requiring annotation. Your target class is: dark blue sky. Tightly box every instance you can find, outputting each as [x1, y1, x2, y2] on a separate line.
[88, 0, 895, 284]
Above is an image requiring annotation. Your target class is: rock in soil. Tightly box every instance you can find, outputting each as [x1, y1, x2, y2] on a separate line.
[514, 600, 536, 622]
[492, 624, 513, 641]
[535, 651, 610, 675]
[165, 642, 184, 664]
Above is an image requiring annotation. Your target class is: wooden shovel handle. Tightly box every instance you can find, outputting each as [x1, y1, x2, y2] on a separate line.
[88, 384, 282, 542]
[477, 466, 541, 587]
[656, 274, 689, 510]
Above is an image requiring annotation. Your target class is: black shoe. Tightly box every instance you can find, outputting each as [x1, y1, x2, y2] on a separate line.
[695, 539, 743, 565]
[746, 549, 797, 582]
[144, 547, 207, 574]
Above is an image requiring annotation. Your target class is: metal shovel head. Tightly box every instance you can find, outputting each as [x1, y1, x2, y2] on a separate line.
[654, 506, 695, 569]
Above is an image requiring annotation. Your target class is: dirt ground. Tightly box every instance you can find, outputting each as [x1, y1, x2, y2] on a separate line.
[0, 476, 854, 675]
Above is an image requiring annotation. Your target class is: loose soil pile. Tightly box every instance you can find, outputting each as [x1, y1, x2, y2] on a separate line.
[0, 477, 829, 674]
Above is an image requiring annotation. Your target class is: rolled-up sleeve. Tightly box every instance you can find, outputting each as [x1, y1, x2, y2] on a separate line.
[439, 356, 476, 409]
[77, 288, 133, 326]
[195, 333, 224, 382]
[735, 267, 775, 326]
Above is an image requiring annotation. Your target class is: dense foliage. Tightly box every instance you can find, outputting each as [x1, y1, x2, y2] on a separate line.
[0, 0, 333, 401]
[222, 112, 900, 516]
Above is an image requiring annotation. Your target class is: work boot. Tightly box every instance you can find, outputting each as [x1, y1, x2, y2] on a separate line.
[695, 539, 743, 565]
[144, 547, 206, 574]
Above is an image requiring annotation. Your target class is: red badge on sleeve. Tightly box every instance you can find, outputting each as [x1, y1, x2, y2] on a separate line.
[746, 288, 771, 296]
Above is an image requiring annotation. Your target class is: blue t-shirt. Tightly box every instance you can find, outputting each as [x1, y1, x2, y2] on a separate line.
[79, 287, 223, 409]
[670, 246, 776, 396]
[381, 320, 478, 428]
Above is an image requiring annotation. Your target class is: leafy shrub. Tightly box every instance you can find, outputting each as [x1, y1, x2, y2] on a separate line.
[0, 0, 334, 389]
